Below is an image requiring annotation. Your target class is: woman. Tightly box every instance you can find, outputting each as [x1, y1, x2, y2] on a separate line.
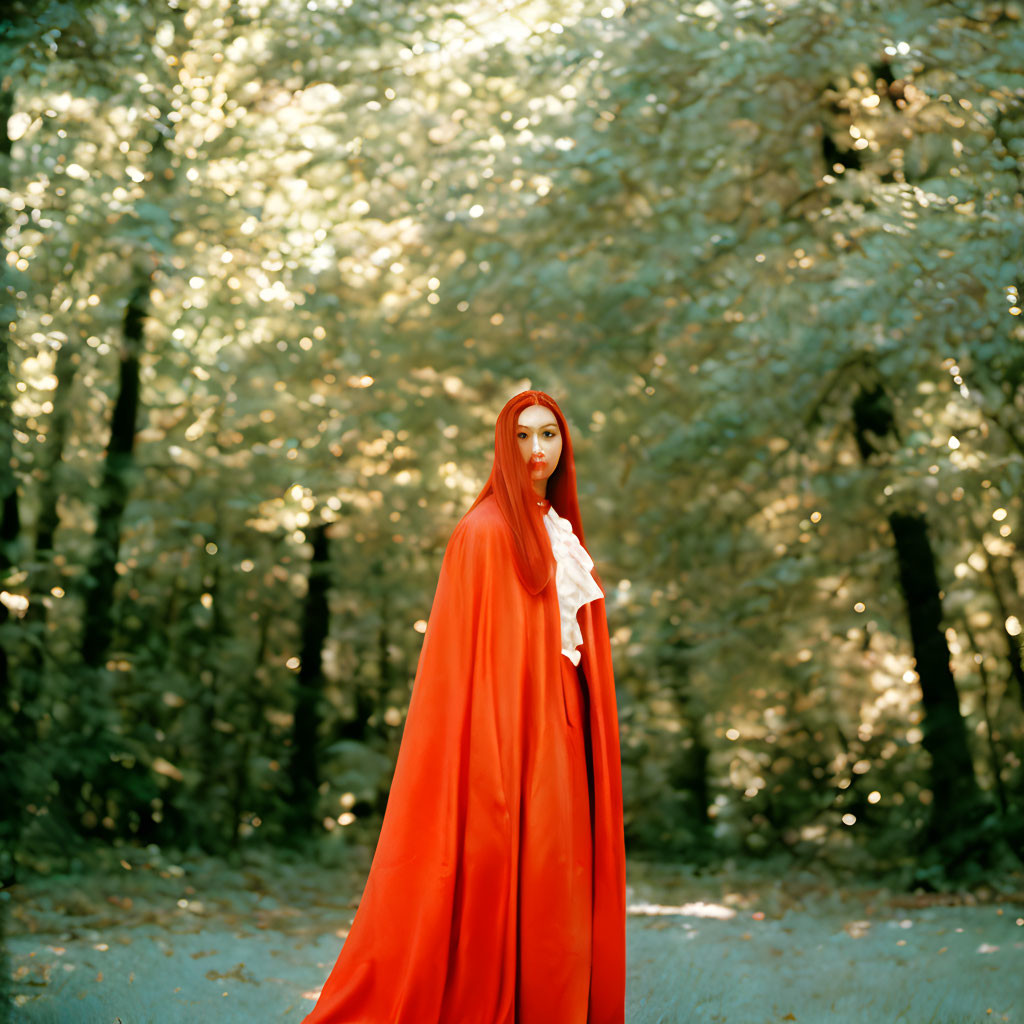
[303, 390, 626, 1024]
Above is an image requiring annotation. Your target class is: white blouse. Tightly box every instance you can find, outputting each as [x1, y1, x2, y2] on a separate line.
[542, 506, 604, 665]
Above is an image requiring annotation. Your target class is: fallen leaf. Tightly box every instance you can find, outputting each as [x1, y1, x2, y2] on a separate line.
[205, 962, 256, 984]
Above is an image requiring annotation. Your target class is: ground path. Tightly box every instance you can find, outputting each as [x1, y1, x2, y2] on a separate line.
[7, 848, 1022, 1023]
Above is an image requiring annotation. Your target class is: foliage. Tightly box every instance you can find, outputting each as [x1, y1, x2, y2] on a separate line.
[2, 0, 1022, 880]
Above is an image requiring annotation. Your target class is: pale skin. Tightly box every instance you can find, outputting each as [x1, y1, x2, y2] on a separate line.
[516, 404, 563, 499]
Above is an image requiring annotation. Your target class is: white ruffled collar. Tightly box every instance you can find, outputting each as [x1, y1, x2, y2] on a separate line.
[542, 506, 604, 665]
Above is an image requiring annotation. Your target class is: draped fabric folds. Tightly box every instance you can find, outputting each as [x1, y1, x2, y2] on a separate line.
[302, 494, 626, 1024]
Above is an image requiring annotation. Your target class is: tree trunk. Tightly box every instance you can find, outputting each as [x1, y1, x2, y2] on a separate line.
[21, 334, 79, 674]
[378, 586, 392, 690]
[230, 609, 271, 853]
[852, 382, 985, 862]
[80, 279, 147, 668]
[0, 83, 23, 898]
[984, 556, 1024, 710]
[288, 520, 330, 833]
[33, 335, 79, 557]
[660, 634, 712, 855]
[960, 617, 1009, 818]
[887, 510, 983, 834]
[194, 541, 228, 851]
[0, 84, 20, 709]
[77, 3, 179, 669]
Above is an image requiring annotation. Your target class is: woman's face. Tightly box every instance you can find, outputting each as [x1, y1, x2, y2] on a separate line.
[516, 403, 563, 488]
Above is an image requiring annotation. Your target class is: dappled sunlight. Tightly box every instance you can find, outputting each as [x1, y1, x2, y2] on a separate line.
[627, 899, 736, 920]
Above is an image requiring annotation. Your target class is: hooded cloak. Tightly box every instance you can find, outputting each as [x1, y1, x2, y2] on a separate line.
[302, 391, 626, 1024]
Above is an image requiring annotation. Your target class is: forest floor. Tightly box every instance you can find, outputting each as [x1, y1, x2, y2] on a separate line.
[5, 844, 1023, 1024]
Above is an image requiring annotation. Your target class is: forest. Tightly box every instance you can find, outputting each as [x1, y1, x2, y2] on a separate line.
[1, 0, 1024, 1016]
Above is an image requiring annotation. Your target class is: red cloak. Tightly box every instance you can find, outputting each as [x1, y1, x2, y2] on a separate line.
[303, 396, 626, 1024]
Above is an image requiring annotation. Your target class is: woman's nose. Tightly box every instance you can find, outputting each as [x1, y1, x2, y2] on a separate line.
[532, 435, 543, 453]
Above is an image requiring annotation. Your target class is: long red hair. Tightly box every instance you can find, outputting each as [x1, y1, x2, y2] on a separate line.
[467, 390, 586, 595]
